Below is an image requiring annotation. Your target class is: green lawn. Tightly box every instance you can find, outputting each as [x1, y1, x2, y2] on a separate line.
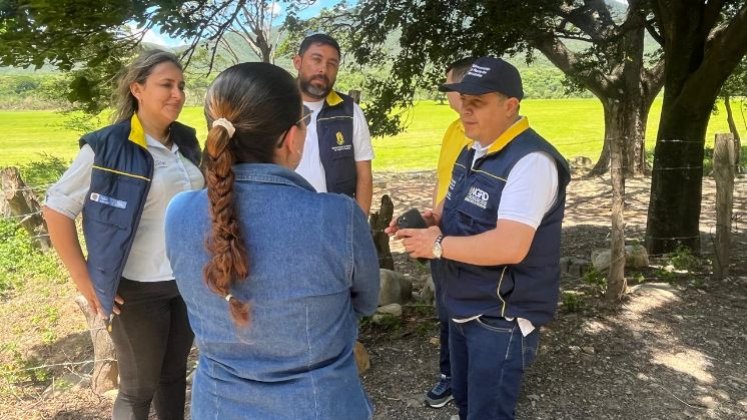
[370, 98, 734, 171]
[0, 98, 736, 172]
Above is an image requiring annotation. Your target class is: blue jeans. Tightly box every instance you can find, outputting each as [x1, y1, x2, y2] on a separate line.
[449, 316, 539, 420]
[431, 259, 450, 377]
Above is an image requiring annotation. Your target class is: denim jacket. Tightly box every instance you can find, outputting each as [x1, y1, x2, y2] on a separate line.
[165, 163, 380, 420]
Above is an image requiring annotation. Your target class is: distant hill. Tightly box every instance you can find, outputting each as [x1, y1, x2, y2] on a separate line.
[1, 1, 662, 106]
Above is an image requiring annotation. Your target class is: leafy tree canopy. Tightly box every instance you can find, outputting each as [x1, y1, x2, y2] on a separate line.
[344, 0, 665, 136]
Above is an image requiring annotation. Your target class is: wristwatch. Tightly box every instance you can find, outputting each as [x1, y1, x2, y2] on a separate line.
[432, 234, 444, 259]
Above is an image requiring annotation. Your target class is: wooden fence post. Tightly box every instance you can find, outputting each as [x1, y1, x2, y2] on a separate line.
[1, 167, 51, 250]
[369, 194, 394, 270]
[348, 89, 361, 104]
[713, 133, 736, 279]
[75, 296, 119, 394]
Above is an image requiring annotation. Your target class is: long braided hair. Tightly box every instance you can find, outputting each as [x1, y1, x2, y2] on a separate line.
[202, 62, 303, 325]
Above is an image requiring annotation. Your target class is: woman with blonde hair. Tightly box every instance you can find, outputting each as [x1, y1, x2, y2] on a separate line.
[44, 49, 202, 419]
[165, 62, 380, 419]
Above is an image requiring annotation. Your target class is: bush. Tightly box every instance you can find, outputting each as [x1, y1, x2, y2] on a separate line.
[562, 291, 583, 312]
[18, 153, 69, 196]
[667, 245, 700, 272]
[582, 266, 607, 294]
[0, 219, 62, 293]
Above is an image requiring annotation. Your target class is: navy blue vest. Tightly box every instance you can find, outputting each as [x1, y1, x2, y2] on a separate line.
[317, 91, 356, 197]
[80, 116, 200, 315]
[441, 124, 570, 326]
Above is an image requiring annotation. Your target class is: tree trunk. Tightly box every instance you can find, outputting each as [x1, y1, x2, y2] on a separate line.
[589, 95, 649, 178]
[646, 102, 711, 254]
[1, 167, 51, 250]
[637, 99, 654, 174]
[261, 46, 272, 64]
[588, 139, 610, 176]
[646, 0, 747, 255]
[724, 95, 743, 171]
[603, 100, 629, 301]
[724, 95, 741, 143]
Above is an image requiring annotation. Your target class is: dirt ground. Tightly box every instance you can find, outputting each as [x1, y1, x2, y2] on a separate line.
[1, 171, 746, 420]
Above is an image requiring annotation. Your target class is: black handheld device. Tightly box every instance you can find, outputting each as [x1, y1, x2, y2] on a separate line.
[396, 208, 428, 264]
[396, 208, 428, 229]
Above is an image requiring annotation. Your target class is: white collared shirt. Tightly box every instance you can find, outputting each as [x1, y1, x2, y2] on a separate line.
[295, 99, 375, 192]
[45, 134, 204, 282]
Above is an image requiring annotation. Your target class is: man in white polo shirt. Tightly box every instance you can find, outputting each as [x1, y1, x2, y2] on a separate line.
[390, 56, 571, 419]
[292, 33, 374, 214]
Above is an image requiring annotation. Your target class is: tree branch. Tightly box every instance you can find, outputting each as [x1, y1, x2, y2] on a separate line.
[533, 33, 613, 97]
[180, 0, 242, 70]
[645, 17, 664, 45]
[557, 0, 617, 42]
[703, 0, 729, 35]
[679, 4, 747, 109]
[642, 58, 665, 100]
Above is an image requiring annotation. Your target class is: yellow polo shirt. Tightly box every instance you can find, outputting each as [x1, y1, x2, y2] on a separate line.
[435, 118, 472, 205]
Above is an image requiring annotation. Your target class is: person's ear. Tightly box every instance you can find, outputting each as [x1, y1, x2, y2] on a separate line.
[285, 123, 305, 155]
[130, 82, 143, 103]
[292, 54, 302, 72]
[505, 97, 520, 115]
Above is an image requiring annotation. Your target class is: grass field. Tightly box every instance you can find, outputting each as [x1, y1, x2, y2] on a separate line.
[0, 98, 739, 172]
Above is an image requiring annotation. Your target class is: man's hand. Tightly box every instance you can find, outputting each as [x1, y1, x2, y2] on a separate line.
[385, 209, 441, 236]
[422, 209, 440, 227]
[396, 226, 443, 259]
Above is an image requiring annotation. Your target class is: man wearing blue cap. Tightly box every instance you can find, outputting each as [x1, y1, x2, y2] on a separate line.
[390, 56, 570, 419]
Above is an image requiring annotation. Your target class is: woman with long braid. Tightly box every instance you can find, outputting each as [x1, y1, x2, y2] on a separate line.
[164, 62, 380, 419]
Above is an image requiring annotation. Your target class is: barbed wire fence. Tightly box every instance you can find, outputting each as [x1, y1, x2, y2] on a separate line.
[0, 167, 121, 398]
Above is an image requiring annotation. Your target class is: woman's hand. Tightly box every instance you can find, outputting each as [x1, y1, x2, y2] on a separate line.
[73, 275, 105, 317]
[113, 294, 125, 315]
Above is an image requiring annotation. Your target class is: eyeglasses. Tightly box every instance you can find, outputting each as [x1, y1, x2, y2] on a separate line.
[278, 105, 312, 149]
[296, 105, 312, 127]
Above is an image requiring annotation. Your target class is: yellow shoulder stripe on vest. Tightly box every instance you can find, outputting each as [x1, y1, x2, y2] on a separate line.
[485, 116, 530, 155]
[92, 165, 151, 182]
[326, 90, 344, 107]
[128, 114, 148, 149]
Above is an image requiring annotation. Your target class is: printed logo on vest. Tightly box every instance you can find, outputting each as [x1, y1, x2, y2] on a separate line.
[335, 131, 345, 145]
[464, 186, 489, 209]
[89, 192, 127, 209]
[446, 178, 458, 201]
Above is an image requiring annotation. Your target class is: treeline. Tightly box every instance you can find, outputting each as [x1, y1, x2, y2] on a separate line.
[0, 72, 215, 111]
[0, 64, 588, 111]
[0, 74, 68, 110]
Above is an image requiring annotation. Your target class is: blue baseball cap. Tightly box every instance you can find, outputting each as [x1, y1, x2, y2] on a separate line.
[439, 56, 524, 100]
